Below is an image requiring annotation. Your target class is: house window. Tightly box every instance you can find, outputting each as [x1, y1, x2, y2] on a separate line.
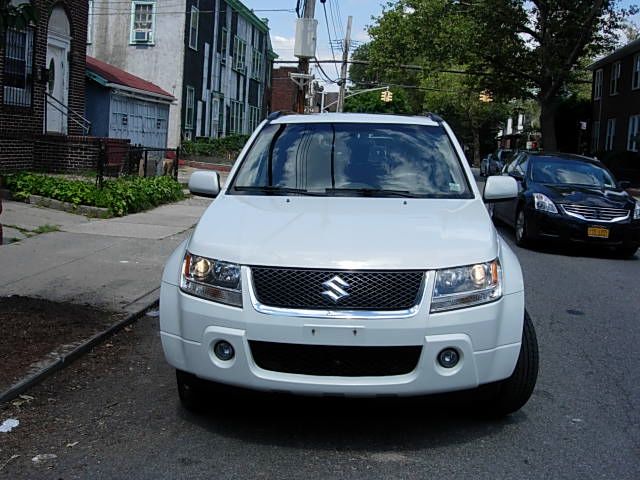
[610, 61, 621, 95]
[130, 2, 155, 44]
[230, 100, 244, 134]
[252, 50, 263, 80]
[633, 54, 640, 90]
[592, 121, 600, 152]
[594, 69, 603, 99]
[3, 28, 34, 107]
[220, 28, 228, 64]
[248, 106, 260, 132]
[628, 114, 640, 152]
[87, 0, 94, 44]
[188, 6, 199, 50]
[185, 86, 195, 129]
[233, 36, 247, 72]
[605, 118, 616, 151]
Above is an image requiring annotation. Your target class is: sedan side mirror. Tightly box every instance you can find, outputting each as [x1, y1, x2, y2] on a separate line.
[484, 175, 518, 202]
[188, 170, 220, 198]
[618, 180, 631, 189]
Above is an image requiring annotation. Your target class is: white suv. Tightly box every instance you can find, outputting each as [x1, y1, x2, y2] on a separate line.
[160, 113, 538, 416]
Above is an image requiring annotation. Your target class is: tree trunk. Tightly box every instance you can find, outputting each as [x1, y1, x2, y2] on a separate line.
[472, 128, 481, 167]
[539, 98, 558, 152]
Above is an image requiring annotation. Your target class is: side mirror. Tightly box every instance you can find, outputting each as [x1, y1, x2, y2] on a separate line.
[618, 180, 631, 189]
[484, 175, 518, 202]
[188, 170, 220, 198]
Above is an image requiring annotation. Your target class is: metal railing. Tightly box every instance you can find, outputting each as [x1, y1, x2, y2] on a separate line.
[45, 92, 92, 135]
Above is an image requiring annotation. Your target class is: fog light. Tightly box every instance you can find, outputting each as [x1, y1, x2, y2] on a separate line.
[213, 341, 235, 361]
[438, 348, 460, 368]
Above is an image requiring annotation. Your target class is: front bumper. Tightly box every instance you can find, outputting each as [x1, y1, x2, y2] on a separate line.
[525, 208, 640, 247]
[160, 269, 524, 397]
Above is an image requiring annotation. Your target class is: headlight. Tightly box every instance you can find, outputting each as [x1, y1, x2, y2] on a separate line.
[533, 193, 558, 213]
[634, 201, 640, 220]
[431, 259, 502, 312]
[180, 252, 242, 307]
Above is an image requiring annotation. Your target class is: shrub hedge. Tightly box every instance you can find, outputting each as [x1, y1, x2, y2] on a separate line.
[5, 173, 184, 217]
[181, 134, 249, 158]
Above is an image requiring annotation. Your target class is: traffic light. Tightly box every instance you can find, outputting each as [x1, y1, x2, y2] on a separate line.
[380, 89, 393, 102]
[479, 90, 494, 103]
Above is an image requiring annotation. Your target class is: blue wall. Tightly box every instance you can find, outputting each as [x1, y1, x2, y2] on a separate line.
[85, 80, 110, 138]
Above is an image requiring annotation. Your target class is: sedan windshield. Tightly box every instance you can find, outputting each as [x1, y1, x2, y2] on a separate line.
[531, 157, 616, 188]
[230, 123, 472, 198]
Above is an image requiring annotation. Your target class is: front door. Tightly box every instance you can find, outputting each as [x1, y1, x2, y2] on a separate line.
[45, 41, 68, 134]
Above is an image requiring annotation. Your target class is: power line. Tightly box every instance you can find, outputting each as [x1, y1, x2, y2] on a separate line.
[322, 1, 341, 77]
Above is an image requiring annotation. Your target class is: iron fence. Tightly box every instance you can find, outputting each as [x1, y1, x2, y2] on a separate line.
[96, 141, 180, 187]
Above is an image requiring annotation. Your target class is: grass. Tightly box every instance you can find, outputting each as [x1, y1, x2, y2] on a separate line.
[32, 224, 60, 234]
[3, 223, 60, 239]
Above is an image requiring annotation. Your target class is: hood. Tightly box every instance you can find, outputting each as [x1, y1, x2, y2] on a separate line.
[537, 183, 634, 209]
[187, 195, 498, 270]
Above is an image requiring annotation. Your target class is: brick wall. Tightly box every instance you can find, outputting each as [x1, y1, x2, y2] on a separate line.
[0, 0, 88, 171]
[0, 139, 34, 173]
[33, 136, 130, 173]
[271, 67, 300, 112]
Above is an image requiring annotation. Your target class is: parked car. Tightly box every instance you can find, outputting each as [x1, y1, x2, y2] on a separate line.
[492, 152, 640, 257]
[481, 149, 515, 177]
[160, 112, 538, 417]
[479, 154, 493, 176]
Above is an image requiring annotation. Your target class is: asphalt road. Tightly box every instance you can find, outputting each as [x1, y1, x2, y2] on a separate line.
[1, 225, 639, 479]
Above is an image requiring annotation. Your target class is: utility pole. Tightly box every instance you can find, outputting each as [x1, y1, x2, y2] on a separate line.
[296, 0, 316, 113]
[336, 16, 352, 113]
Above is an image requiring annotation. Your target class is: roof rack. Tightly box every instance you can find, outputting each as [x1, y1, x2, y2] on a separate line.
[266, 110, 295, 122]
[426, 112, 443, 123]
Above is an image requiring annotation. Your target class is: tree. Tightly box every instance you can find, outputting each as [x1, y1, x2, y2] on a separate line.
[344, 87, 414, 114]
[421, 71, 508, 164]
[366, 0, 634, 151]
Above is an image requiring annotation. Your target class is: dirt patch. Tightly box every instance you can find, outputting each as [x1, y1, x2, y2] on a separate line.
[0, 296, 117, 393]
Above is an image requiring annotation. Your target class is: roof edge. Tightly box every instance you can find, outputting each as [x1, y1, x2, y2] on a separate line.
[226, 0, 270, 33]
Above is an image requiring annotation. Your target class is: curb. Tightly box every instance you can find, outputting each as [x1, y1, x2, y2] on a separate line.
[28, 194, 112, 218]
[0, 298, 159, 405]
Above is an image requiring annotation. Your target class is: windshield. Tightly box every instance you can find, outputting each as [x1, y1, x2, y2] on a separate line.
[531, 157, 616, 188]
[230, 123, 472, 198]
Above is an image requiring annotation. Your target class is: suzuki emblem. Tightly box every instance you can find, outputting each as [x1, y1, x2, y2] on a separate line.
[321, 276, 351, 303]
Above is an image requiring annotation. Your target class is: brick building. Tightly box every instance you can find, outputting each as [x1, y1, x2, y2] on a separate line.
[0, 0, 90, 173]
[589, 39, 640, 155]
[271, 66, 299, 112]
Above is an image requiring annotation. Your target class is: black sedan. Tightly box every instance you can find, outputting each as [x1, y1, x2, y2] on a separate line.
[491, 152, 640, 257]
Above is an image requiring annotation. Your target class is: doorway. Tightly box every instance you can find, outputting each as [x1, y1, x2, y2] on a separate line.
[46, 6, 71, 134]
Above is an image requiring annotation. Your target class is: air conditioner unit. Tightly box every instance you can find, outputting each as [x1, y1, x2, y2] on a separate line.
[133, 30, 151, 43]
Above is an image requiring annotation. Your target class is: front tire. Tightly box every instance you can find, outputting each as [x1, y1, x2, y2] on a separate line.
[176, 369, 206, 412]
[480, 311, 539, 417]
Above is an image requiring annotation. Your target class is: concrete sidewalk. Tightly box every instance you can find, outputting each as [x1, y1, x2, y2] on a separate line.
[0, 196, 211, 313]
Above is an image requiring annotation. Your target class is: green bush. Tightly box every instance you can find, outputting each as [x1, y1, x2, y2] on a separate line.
[182, 134, 249, 158]
[5, 173, 184, 217]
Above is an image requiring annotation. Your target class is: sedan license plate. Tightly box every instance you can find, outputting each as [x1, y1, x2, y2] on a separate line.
[587, 226, 609, 239]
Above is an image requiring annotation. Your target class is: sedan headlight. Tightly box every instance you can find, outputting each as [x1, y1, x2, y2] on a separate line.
[533, 193, 558, 213]
[634, 201, 640, 220]
[180, 252, 242, 307]
[431, 259, 502, 313]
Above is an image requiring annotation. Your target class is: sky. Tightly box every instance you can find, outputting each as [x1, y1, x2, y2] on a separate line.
[242, 0, 383, 90]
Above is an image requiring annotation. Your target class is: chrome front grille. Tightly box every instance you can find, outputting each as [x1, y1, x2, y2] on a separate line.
[561, 204, 629, 222]
[250, 267, 424, 311]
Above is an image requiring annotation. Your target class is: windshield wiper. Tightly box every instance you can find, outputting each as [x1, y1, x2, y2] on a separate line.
[325, 187, 417, 198]
[233, 185, 325, 196]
